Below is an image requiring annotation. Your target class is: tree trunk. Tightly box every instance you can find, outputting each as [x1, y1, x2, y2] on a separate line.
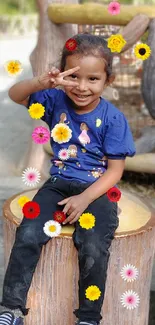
[2, 189, 155, 325]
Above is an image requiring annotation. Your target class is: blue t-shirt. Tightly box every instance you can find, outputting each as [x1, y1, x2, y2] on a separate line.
[28, 88, 136, 183]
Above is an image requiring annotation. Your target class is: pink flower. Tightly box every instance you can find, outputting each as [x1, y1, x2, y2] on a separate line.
[22, 167, 41, 187]
[58, 148, 70, 160]
[32, 126, 50, 144]
[120, 264, 139, 282]
[120, 290, 140, 310]
[108, 1, 120, 15]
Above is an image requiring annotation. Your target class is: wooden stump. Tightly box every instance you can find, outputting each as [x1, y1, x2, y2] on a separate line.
[2, 189, 155, 325]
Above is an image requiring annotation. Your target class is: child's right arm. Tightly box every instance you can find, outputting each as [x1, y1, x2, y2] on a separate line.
[8, 66, 80, 108]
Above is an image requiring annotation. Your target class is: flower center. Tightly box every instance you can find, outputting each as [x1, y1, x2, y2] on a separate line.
[49, 225, 56, 232]
[139, 48, 146, 55]
[39, 133, 44, 138]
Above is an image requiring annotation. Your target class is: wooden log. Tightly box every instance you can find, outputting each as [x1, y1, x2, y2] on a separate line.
[2, 189, 155, 325]
[141, 19, 155, 119]
[17, 0, 78, 179]
[47, 3, 155, 25]
[118, 14, 150, 53]
[125, 153, 155, 174]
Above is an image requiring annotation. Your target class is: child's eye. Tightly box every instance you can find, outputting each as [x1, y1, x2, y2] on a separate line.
[90, 77, 98, 81]
[70, 74, 77, 79]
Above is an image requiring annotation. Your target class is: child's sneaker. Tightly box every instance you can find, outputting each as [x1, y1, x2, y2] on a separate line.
[0, 311, 24, 325]
[75, 321, 99, 325]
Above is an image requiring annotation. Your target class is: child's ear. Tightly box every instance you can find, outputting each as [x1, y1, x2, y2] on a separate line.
[105, 74, 115, 87]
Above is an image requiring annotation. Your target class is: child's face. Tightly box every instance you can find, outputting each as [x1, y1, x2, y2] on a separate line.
[63, 54, 109, 113]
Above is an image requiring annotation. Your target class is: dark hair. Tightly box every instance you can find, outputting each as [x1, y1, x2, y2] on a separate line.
[59, 33, 114, 81]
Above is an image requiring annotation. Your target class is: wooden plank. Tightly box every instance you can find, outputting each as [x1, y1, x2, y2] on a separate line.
[47, 3, 155, 25]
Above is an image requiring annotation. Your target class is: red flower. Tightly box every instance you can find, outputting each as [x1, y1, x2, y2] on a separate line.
[107, 187, 121, 202]
[53, 210, 66, 223]
[22, 201, 40, 219]
[65, 38, 77, 51]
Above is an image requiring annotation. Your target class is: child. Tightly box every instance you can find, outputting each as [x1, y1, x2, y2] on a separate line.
[0, 33, 136, 325]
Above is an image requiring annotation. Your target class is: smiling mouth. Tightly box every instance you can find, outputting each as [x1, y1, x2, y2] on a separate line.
[73, 94, 90, 99]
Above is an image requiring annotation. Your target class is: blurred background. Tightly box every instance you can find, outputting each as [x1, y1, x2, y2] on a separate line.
[0, 0, 155, 324]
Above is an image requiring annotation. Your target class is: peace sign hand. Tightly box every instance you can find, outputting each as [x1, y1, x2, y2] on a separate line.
[38, 66, 80, 90]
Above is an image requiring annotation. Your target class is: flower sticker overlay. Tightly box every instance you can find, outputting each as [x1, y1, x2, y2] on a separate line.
[43, 220, 62, 237]
[134, 43, 151, 61]
[79, 213, 96, 230]
[120, 290, 140, 310]
[32, 126, 50, 144]
[58, 148, 70, 160]
[53, 210, 66, 224]
[18, 195, 30, 207]
[51, 123, 72, 144]
[65, 38, 77, 51]
[22, 201, 40, 219]
[108, 1, 120, 15]
[85, 285, 101, 301]
[22, 167, 41, 187]
[120, 264, 139, 282]
[4, 60, 23, 76]
[107, 34, 126, 53]
[107, 187, 121, 202]
[28, 103, 45, 119]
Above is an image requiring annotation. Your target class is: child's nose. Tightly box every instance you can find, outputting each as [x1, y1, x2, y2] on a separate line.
[77, 80, 88, 91]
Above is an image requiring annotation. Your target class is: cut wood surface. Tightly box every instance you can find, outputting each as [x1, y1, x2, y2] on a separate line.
[48, 3, 155, 25]
[2, 189, 155, 325]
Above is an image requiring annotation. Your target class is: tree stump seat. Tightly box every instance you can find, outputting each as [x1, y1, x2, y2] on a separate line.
[2, 189, 155, 325]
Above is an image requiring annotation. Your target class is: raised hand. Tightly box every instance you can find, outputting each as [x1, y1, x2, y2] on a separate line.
[38, 66, 80, 89]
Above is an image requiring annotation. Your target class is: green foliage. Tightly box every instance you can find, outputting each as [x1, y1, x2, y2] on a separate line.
[0, 0, 37, 15]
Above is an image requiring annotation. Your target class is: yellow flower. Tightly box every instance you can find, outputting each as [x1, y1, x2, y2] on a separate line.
[18, 196, 30, 207]
[79, 213, 96, 229]
[51, 123, 72, 144]
[134, 43, 151, 60]
[28, 103, 45, 119]
[85, 285, 101, 301]
[4, 60, 23, 76]
[107, 34, 126, 53]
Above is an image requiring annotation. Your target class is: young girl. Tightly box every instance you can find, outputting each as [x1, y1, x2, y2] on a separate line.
[0, 33, 136, 325]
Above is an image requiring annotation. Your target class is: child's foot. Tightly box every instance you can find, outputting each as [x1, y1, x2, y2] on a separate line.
[0, 311, 24, 325]
[75, 321, 99, 325]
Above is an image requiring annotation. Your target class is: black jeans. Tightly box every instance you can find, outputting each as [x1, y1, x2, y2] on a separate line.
[0, 176, 119, 322]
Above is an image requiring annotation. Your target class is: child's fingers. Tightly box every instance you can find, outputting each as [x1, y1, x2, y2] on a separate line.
[61, 66, 80, 78]
[62, 80, 79, 87]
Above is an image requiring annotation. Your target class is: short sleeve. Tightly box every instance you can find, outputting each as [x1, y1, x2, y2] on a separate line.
[103, 113, 136, 160]
[27, 88, 59, 126]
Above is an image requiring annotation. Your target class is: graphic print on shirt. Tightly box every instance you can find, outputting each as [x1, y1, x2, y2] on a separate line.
[95, 118, 102, 127]
[59, 112, 70, 125]
[53, 160, 67, 174]
[68, 144, 78, 158]
[78, 123, 90, 146]
[88, 167, 103, 179]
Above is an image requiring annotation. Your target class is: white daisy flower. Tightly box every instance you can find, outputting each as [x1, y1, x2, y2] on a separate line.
[58, 148, 70, 160]
[120, 264, 139, 282]
[120, 290, 140, 310]
[43, 220, 62, 238]
[22, 167, 41, 187]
